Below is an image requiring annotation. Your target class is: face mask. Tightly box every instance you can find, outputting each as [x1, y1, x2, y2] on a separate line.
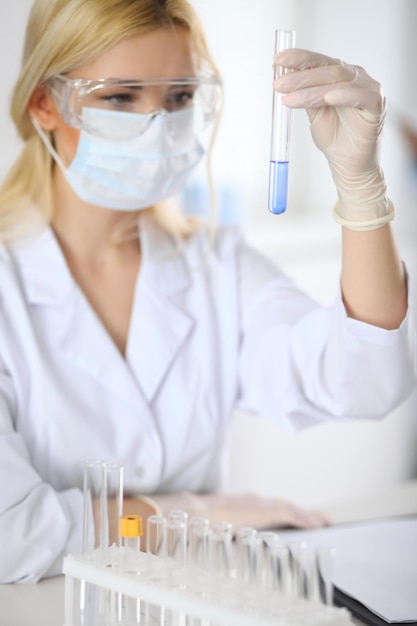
[33, 107, 204, 210]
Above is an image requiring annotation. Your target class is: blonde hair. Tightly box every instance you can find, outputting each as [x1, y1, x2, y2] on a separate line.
[0, 0, 220, 242]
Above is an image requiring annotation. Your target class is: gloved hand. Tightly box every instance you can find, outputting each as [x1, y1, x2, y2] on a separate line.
[273, 49, 395, 230]
[150, 491, 330, 531]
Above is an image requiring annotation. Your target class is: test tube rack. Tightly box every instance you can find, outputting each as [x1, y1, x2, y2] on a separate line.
[62, 544, 353, 626]
[67, 459, 354, 625]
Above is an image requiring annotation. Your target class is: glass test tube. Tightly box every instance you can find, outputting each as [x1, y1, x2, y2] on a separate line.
[267, 544, 290, 594]
[306, 550, 321, 602]
[82, 460, 123, 626]
[81, 460, 106, 626]
[268, 29, 296, 215]
[120, 514, 143, 558]
[167, 510, 188, 564]
[167, 509, 189, 526]
[288, 540, 309, 599]
[147, 514, 167, 558]
[256, 531, 280, 588]
[186, 518, 210, 626]
[167, 519, 187, 564]
[146, 516, 168, 626]
[188, 516, 210, 568]
[119, 515, 144, 625]
[166, 516, 187, 626]
[209, 521, 232, 577]
[82, 459, 107, 554]
[235, 527, 258, 583]
[105, 463, 124, 549]
[101, 464, 123, 626]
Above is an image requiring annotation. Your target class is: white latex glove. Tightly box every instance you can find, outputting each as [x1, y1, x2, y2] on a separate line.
[273, 49, 394, 230]
[151, 491, 330, 531]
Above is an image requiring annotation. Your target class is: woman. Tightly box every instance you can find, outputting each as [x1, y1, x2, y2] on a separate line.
[0, 0, 415, 583]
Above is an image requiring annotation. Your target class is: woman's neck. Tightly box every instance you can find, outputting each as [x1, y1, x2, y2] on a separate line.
[50, 166, 139, 264]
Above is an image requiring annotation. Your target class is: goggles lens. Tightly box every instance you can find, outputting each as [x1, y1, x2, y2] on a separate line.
[49, 76, 222, 140]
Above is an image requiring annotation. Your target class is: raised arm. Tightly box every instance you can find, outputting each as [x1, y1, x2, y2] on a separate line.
[274, 49, 408, 329]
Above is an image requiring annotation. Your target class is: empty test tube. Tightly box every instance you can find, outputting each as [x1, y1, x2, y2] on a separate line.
[146, 516, 168, 625]
[188, 516, 210, 568]
[268, 29, 296, 214]
[306, 550, 321, 602]
[186, 518, 211, 626]
[82, 459, 106, 554]
[288, 540, 309, 598]
[166, 514, 188, 626]
[209, 521, 232, 576]
[147, 514, 168, 558]
[104, 463, 124, 549]
[81, 461, 124, 625]
[168, 509, 189, 522]
[166, 510, 188, 564]
[235, 527, 258, 583]
[256, 531, 280, 587]
[269, 544, 291, 594]
[167, 519, 187, 564]
[81, 460, 106, 626]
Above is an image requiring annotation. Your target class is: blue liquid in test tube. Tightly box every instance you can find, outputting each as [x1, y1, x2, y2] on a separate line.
[268, 30, 295, 215]
[269, 160, 289, 215]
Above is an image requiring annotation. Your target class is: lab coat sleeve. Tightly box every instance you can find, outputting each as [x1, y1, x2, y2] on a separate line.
[235, 234, 417, 430]
[0, 365, 84, 583]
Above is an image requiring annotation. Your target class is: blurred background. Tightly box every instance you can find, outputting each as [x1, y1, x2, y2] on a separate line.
[1, 0, 416, 510]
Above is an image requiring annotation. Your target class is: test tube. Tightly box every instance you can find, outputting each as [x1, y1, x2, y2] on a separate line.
[209, 521, 232, 577]
[166, 517, 188, 626]
[82, 459, 106, 554]
[167, 509, 189, 526]
[119, 515, 144, 625]
[146, 516, 168, 626]
[268, 29, 296, 215]
[167, 519, 187, 564]
[288, 540, 309, 598]
[306, 550, 321, 602]
[235, 527, 258, 583]
[267, 544, 291, 594]
[119, 514, 143, 559]
[256, 531, 280, 587]
[104, 463, 124, 549]
[188, 516, 210, 568]
[147, 514, 168, 559]
[81, 460, 106, 626]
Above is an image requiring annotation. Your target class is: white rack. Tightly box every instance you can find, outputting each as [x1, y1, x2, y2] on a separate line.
[63, 547, 353, 626]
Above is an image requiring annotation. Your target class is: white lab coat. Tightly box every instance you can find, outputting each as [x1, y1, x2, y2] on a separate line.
[0, 218, 415, 583]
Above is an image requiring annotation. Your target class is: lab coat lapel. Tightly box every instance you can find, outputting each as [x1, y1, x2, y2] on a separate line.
[60, 288, 146, 408]
[16, 226, 148, 409]
[126, 221, 194, 403]
[16, 221, 194, 407]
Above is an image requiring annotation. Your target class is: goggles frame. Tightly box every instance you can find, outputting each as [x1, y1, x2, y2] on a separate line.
[47, 74, 222, 138]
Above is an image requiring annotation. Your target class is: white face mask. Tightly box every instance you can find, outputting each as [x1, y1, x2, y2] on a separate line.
[33, 107, 204, 210]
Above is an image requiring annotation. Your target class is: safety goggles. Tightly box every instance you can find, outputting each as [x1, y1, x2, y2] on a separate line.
[47, 74, 222, 141]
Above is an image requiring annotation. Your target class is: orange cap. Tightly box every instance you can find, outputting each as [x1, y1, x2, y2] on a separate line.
[119, 514, 143, 538]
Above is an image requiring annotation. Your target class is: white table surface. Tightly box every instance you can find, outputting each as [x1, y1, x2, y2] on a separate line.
[1, 480, 416, 626]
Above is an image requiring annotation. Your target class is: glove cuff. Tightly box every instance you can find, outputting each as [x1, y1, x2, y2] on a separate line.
[332, 198, 395, 231]
[330, 165, 395, 230]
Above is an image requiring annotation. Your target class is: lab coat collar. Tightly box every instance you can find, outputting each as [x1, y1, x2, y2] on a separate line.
[10, 224, 75, 305]
[13, 220, 194, 406]
[13, 219, 192, 302]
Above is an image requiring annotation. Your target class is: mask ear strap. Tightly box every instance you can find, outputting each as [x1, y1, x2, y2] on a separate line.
[31, 117, 68, 175]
